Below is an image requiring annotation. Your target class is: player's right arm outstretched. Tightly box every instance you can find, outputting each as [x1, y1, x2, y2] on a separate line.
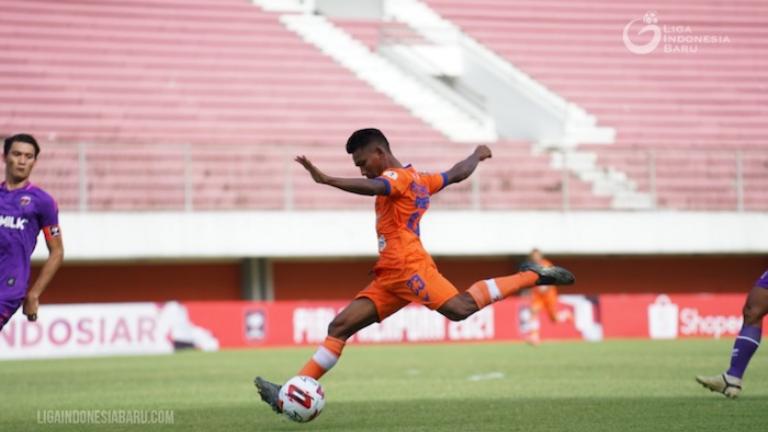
[295, 155, 388, 196]
[442, 145, 492, 187]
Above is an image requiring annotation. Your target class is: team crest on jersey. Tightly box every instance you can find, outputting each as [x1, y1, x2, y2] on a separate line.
[383, 171, 398, 180]
[19, 196, 31, 207]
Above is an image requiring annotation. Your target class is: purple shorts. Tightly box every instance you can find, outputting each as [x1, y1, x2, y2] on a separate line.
[756, 270, 768, 289]
[0, 298, 23, 331]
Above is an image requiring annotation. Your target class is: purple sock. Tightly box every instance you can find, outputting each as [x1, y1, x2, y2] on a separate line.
[726, 325, 762, 379]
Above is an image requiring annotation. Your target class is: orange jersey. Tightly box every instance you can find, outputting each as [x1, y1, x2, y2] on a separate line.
[529, 258, 559, 320]
[532, 258, 555, 293]
[372, 166, 446, 283]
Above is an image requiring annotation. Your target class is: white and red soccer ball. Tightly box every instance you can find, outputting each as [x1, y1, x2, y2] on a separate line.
[278, 376, 326, 423]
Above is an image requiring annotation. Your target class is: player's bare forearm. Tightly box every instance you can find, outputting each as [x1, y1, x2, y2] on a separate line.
[24, 236, 63, 321]
[27, 249, 63, 298]
[444, 145, 492, 185]
[324, 177, 387, 196]
[295, 155, 387, 196]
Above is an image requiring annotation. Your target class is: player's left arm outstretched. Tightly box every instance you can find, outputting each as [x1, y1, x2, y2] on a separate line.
[295, 155, 388, 196]
[23, 232, 64, 321]
[441, 145, 492, 187]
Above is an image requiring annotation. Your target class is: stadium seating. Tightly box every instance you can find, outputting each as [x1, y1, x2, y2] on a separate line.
[0, 0, 445, 147]
[1, 0, 606, 210]
[3, 0, 763, 210]
[425, 0, 768, 210]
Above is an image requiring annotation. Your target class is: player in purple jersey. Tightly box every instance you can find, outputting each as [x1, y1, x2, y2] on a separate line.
[0, 134, 64, 330]
[696, 270, 768, 398]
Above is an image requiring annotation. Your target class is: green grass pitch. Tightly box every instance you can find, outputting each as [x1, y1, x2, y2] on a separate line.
[1, 340, 765, 431]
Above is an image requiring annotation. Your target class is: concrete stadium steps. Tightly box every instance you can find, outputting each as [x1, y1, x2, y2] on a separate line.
[330, 19, 425, 52]
[329, 19, 383, 52]
[426, 0, 768, 210]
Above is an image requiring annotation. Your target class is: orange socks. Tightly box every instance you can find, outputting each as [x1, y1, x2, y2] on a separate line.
[467, 271, 538, 309]
[298, 336, 346, 380]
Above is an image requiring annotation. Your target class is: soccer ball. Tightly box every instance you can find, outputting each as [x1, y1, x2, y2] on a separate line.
[278, 376, 326, 423]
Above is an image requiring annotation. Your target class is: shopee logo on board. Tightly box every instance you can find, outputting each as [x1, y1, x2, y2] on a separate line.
[679, 308, 742, 338]
[648, 295, 742, 339]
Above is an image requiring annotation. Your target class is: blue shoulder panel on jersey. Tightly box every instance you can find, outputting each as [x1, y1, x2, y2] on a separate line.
[440, 172, 449, 190]
[373, 177, 391, 195]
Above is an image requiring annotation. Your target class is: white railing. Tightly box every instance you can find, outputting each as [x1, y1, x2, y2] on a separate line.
[35, 143, 767, 212]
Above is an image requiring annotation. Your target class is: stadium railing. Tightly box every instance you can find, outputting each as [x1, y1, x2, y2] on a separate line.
[35, 143, 767, 212]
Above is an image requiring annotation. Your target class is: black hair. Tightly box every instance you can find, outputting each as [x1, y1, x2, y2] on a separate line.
[345, 128, 390, 154]
[4, 133, 40, 157]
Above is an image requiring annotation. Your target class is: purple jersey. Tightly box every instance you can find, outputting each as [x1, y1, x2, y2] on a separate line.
[0, 182, 59, 301]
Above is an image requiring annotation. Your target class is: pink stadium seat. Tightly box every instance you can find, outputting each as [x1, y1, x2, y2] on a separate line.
[4, 0, 764, 211]
[0, 0, 446, 148]
[426, 0, 768, 211]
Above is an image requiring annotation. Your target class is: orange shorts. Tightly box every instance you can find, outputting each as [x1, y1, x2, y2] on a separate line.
[356, 265, 459, 321]
[531, 285, 559, 321]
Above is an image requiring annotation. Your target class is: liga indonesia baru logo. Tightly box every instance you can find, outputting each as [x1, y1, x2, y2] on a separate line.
[623, 11, 730, 54]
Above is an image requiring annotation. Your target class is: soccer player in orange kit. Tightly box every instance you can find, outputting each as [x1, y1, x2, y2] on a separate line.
[522, 249, 572, 345]
[255, 129, 575, 413]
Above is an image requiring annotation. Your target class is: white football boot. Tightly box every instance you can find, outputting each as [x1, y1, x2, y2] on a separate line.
[695, 373, 742, 399]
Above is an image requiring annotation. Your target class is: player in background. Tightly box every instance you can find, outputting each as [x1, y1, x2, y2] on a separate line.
[696, 270, 768, 398]
[520, 249, 572, 345]
[255, 128, 575, 413]
[0, 134, 64, 330]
